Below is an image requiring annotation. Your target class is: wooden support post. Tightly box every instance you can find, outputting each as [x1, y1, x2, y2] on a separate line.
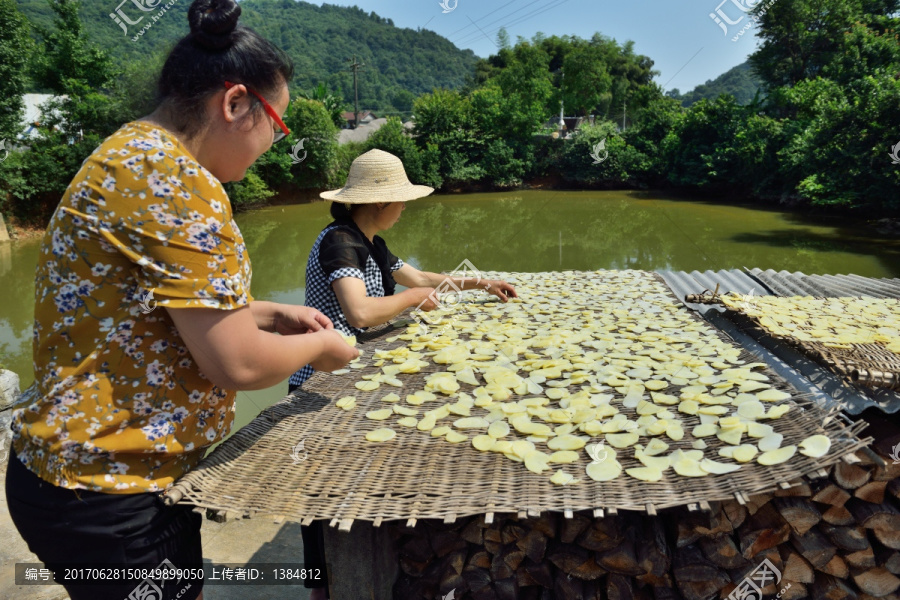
[323, 519, 399, 599]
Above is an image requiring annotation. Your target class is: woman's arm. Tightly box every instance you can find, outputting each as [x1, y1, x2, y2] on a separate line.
[393, 264, 518, 302]
[166, 306, 358, 390]
[332, 277, 437, 329]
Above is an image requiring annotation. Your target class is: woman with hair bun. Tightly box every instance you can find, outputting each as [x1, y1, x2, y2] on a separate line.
[4, 2, 356, 599]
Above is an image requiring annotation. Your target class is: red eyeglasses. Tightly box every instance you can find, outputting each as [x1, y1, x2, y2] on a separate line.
[224, 81, 290, 143]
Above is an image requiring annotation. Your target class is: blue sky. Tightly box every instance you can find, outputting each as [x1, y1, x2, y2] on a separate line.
[309, 0, 762, 93]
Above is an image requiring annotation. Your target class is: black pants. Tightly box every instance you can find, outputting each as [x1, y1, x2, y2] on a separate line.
[5, 447, 203, 600]
[290, 383, 330, 595]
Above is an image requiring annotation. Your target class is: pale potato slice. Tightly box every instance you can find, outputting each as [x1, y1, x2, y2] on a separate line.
[397, 416, 418, 428]
[554, 423, 576, 436]
[606, 432, 639, 448]
[488, 420, 510, 439]
[547, 434, 588, 451]
[524, 451, 552, 474]
[381, 393, 401, 403]
[366, 428, 396, 442]
[550, 470, 580, 485]
[585, 458, 622, 481]
[692, 439, 708, 450]
[453, 417, 490, 429]
[431, 426, 451, 437]
[757, 445, 797, 465]
[757, 389, 791, 402]
[645, 380, 668, 391]
[700, 459, 741, 474]
[548, 450, 580, 464]
[732, 445, 759, 462]
[678, 399, 700, 415]
[673, 457, 707, 477]
[643, 438, 670, 456]
[366, 409, 393, 421]
[757, 433, 784, 452]
[665, 424, 685, 441]
[692, 423, 718, 438]
[698, 405, 729, 415]
[444, 431, 468, 443]
[393, 405, 418, 417]
[737, 401, 766, 420]
[472, 435, 496, 452]
[355, 380, 380, 391]
[636, 452, 670, 471]
[717, 428, 743, 446]
[626, 466, 663, 481]
[798, 434, 831, 458]
[512, 440, 537, 459]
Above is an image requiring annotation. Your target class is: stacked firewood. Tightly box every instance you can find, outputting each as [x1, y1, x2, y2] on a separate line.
[389, 450, 900, 600]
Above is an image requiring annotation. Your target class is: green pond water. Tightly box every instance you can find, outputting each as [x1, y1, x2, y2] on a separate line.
[2, 190, 898, 438]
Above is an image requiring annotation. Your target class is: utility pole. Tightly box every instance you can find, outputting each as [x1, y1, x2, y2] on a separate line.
[346, 56, 364, 129]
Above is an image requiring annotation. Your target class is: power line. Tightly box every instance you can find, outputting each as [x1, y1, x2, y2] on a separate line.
[444, 0, 520, 38]
[450, 0, 555, 45]
[454, 0, 574, 48]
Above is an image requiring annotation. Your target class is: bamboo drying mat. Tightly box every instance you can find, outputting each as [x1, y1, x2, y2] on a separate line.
[687, 291, 900, 391]
[167, 271, 870, 528]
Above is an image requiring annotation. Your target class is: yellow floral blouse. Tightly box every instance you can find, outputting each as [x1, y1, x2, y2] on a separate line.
[11, 121, 253, 494]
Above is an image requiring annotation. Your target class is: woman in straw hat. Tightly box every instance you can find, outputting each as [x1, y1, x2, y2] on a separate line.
[290, 149, 517, 599]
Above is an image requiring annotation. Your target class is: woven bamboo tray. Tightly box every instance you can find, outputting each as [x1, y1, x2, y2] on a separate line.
[686, 290, 900, 391]
[166, 271, 870, 529]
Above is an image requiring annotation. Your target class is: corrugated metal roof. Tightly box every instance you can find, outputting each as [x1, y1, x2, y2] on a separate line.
[656, 269, 899, 415]
[747, 269, 900, 298]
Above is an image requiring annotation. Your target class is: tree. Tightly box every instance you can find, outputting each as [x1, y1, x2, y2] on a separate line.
[284, 98, 340, 189]
[0, 0, 31, 144]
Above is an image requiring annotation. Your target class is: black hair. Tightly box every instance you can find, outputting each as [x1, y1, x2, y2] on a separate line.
[330, 202, 356, 221]
[156, 0, 294, 138]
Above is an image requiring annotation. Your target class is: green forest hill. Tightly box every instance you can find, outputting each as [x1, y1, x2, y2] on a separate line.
[15, 0, 478, 113]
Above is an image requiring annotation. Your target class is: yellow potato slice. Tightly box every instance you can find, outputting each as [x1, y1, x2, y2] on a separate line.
[417, 414, 437, 431]
[355, 380, 380, 391]
[798, 434, 831, 458]
[550, 470, 580, 486]
[678, 400, 700, 415]
[366, 409, 393, 421]
[625, 462, 665, 481]
[381, 393, 401, 403]
[397, 416, 418, 428]
[488, 420, 510, 439]
[644, 380, 668, 391]
[757, 445, 797, 465]
[606, 432, 639, 448]
[472, 435, 496, 452]
[445, 431, 468, 443]
[763, 405, 791, 419]
[548, 450, 580, 464]
[547, 434, 588, 451]
[673, 457, 708, 477]
[393, 405, 418, 416]
[665, 424, 685, 442]
[585, 459, 622, 481]
[336, 396, 356, 409]
[698, 405, 729, 415]
[717, 428, 743, 446]
[730, 444, 759, 463]
[365, 428, 396, 442]
[757, 389, 791, 402]
[431, 426, 451, 437]
[747, 422, 775, 438]
[636, 452, 670, 471]
[692, 439, 708, 450]
[700, 458, 741, 474]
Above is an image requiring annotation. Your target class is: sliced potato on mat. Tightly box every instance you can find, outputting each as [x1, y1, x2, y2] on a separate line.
[550, 470, 580, 486]
[757, 445, 797, 465]
[798, 435, 831, 458]
[365, 428, 396, 442]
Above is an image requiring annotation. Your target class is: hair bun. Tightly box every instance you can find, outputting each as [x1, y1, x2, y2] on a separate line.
[188, 0, 241, 50]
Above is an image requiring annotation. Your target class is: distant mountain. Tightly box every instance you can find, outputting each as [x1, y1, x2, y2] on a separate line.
[15, 0, 479, 112]
[667, 62, 763, 107]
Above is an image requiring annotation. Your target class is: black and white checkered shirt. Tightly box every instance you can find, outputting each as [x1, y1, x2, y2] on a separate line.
[288, 222, 403, 387]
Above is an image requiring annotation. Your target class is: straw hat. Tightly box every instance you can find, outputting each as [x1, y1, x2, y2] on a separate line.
[320, 149, 434, 204]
